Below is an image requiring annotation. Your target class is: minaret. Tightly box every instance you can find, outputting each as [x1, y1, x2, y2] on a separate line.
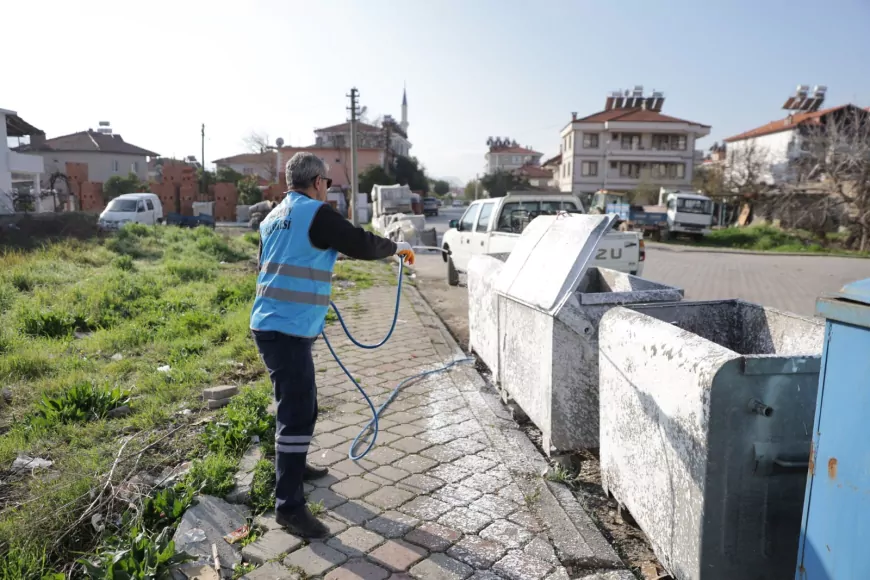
[400, 85, 409, 133]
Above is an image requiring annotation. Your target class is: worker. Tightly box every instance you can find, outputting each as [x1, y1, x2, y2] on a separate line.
[250, 152, 414, 538]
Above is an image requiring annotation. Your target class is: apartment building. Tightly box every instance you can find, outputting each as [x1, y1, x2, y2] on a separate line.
[557, 88, 710, 197]
[484, 137, 543, 174]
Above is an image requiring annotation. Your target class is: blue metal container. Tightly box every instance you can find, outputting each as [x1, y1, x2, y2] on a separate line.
[796, 278, 870, 580]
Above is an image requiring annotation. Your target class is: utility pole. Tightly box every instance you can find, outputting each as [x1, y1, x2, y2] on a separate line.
[474, 174, 480, 200]
[200, 123, 205, 193]
[348, 87, 360, 225]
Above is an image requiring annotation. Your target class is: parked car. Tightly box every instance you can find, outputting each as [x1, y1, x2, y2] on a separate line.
[441, 193, 645, 286]
[99, 193, 164, 231]
[452, 200, 463, 208]
[423, 197, 439, 217]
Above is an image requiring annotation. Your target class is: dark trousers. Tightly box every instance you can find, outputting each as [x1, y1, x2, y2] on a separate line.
[252, 330, 318, 515]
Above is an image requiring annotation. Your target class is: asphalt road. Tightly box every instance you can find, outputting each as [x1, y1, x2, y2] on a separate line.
[411, 207, 870, 348]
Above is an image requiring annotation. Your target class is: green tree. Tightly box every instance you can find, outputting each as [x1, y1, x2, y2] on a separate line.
[392, 156, 429, 192]
[479, 170, 529, 198]
[628, 179, 659, 205]
[432, 179, 450, 196]
[198, 168, 216, 191]
[216, 166, 245, 184]
[237, 175, 263, 205]
[463, 180, 479, 200]
[103, 173, 142, 202]
[358, 165, 393, 194]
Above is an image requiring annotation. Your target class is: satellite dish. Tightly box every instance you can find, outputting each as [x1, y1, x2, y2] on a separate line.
[275, 137, 285, 148]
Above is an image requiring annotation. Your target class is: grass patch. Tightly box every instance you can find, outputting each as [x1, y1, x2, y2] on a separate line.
[670, 224, 870, 257]
[249, 459, 276, 514]
[0, 225, 258, 574]
[307, 500, 326, 518]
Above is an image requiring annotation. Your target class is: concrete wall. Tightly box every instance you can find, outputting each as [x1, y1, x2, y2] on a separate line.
[38, 151, 149, 190]
[725, 130, 796, 185]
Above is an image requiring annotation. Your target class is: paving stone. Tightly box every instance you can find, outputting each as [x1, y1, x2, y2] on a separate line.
[365, 486, 415, 510]
[316, 419, 345, 433]
[254, 512, 283, 531]
[337, 424, 369, 438]
[331, 500, 382, 525]
[400, 496, 452, 520]
[469, 495, 519, 519]
[445, 438, 486, 455]
[388, 422, 424, 437]
[447, 535, 507, 569]
[420, 445, 464, 463]
[333, 458, 379, 477]
[240, 561, 299, 580]
[524, 535, 558, 564]
[327, 526, 385, 557]
[492, 550, 554, 580]
[310, 448, 347, 467]
[438, 507, 493, 534]
[451, 455, 497, 473]
[369, 539, 428, 572]
[461, 473, 502, 494]
[371, 465, 411, 483]
[319, 515, 350, 537]
[507, 510, 545, 534]
[409, 553, 473, 580]
[314, 432, 349, 448]
[467, 573, 502, 580]
[480, 520, 534, 550]
[404, 522, 462, 553]
[394, 455, 438, 475]
[337, 401, 368, 414]
[308, 488, 348, 510]
[498, 484, 526, 505]
[432, 485, 483, 507]
[332, 476, 381, 499]
[383, 411, 421, 424]
[325, 559, 391, 580]
[390, 437, 432, 455]
[242, 529, 303, 565]
[421, 427, 459, 445]
[284, 542, 348, 576]
[573, 571, 636, 580]
[373, 430, 402, 445]
[544, 567, 571, 580]
[427, 464, 472, 484]
[366, 446, 407, 466]
[365, 511, 420, 538]
[398, 473, 445, 494]
[202, 384, 238, 400]
[311, 471, 349, 488]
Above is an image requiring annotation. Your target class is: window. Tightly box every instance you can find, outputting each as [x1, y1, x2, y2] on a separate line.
[540, 200, 578, 212]
[243, 167, 254, 175]
[459, 204, 481, 231]
[667, 164, 686, 179]
[476, 202, 495, 231]
[512, 156, 521, 164]
[497, 201, 581, 234]
[111, 160, 120, 173]
[146, 199, 154, 210]
[674, 135, 687, 151]
[651, 163, 668, 178]
[619, 162, 641, 178]
[566, 162, 571, 176]
[132, 161, 139, 173]
[651, 134, 670, 151]
[581, 161, 598, 176]
[677, 198, 712, 214]
[583, 133, 599, 149]
[137, 201, 146, 213]
[621, 134, 641, 150]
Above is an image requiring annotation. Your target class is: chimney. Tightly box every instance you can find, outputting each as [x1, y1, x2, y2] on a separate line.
[571, 112, 577, 121]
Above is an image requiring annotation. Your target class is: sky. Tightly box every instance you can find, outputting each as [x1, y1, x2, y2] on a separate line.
[5, 0, 870, 184]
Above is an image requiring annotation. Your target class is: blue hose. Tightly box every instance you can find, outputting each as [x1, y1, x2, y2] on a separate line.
[321, 259, 473, 461]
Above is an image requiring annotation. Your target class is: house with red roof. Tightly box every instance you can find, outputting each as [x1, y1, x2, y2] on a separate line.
[484, 137, 543, 174]
[556, 88, 710, 198]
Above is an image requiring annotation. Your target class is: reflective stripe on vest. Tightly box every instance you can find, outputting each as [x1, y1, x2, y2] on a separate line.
[250, 192, 339, 337]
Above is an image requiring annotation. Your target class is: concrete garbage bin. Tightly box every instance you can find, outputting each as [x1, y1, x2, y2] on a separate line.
[478, 213, 683, 453]
[467, 254, 507, 381]
[598, 300, 824, 580]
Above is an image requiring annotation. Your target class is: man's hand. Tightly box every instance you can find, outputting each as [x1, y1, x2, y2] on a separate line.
[395, 242, 416, 266]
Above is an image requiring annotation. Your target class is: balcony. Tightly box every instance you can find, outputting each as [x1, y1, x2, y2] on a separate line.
[7, 151, 44, 174]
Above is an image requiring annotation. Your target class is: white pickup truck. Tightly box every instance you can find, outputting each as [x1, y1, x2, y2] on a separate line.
[441, 193, 645, 286]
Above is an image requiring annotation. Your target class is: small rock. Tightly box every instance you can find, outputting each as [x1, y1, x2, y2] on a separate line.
[173, 496, 251, 579]
[107, 405, 131, 419]
[158, 461, 192, 487]
[157, 365, 171, 373]
[11, 455, 53, 473]
[111, 353, 124, 361]
[226, 445, 264, 504]
[207, 397, 234, 410]
[202, 385, 238, 401]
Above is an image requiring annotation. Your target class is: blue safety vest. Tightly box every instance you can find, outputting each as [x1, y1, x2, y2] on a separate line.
[250, 191, 338, 337]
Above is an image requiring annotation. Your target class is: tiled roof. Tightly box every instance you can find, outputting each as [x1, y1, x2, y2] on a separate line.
[5, 113, 43, 138]
[213, 152, 272, 164]
[724, 104, 865, 142]
[314, 121, 382, 133]
[16, 130, 157, 156]
[542, 153, 562, 167]
[573, 108, 710, 127]
[515, 164, 552, 178]
[489, 146, 542, 155]
[213, 146, 384, 165]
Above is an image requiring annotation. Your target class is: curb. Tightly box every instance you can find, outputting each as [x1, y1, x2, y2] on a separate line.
[646, 241, 869, 260]
[404, 284, 628, 575]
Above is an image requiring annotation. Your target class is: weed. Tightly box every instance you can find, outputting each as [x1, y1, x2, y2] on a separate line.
[237, 525, 263, 549]
[523, 487, 541, 506]
[241, 232, 259, 247]
[546, 464, 580, 488]
[141, 486, 196, 533]
[232, 562, 258, 579]
[182, 453, 237, 497]
[77, 524, 193, 578]
[0, 542, 63, 580]
[307, 500, 326, 517]
[0, 351, 53, 381]
[203, 385, 275, 457]
[194, 232, 248, 262]
[19, 307, 91, 339]
[112, 255, 136, 272]
[28, 382, 131, 428]
[10, 271, 33, 292]
[165, 261, 215, 283]
[249, 459, 276, 514]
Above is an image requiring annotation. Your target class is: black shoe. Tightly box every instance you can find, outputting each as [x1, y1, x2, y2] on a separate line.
[303, 463, 328, 481]
[275, 506, 330, 539]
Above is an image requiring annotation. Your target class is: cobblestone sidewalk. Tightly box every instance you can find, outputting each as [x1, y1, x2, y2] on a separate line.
[241, 268, 630, 580]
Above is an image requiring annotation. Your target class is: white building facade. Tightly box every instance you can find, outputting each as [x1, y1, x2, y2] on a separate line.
[1, 108, 46, 214]
[484, 138, 543, 174]
[557, 107, 710, 197]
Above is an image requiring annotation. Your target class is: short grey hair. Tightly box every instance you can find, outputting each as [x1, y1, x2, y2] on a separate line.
[286, 152, 329, 189]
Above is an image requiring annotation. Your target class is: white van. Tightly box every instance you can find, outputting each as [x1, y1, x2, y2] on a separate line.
[99, 193, 164, 230]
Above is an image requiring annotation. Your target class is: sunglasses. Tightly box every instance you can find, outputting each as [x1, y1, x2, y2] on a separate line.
[319, 176, 333, 188]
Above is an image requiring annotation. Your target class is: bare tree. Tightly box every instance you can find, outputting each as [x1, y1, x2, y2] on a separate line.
[798, 106, 870, 251]
[242, 131, 278, 181]
[724, 139, 772, 196]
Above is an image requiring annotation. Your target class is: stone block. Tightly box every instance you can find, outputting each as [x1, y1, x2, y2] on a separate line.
[240, 562, 298, 579]
[283, 543, 347, 577]
[324, 559, 390, 580]
[207, 397, 233, 409]
[241, 529, 302, 565]
[203, 385, 238, 400]
[492, 550, 554, 580]
[368, 539, 427, 572]
[409, 553, 472, 580]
